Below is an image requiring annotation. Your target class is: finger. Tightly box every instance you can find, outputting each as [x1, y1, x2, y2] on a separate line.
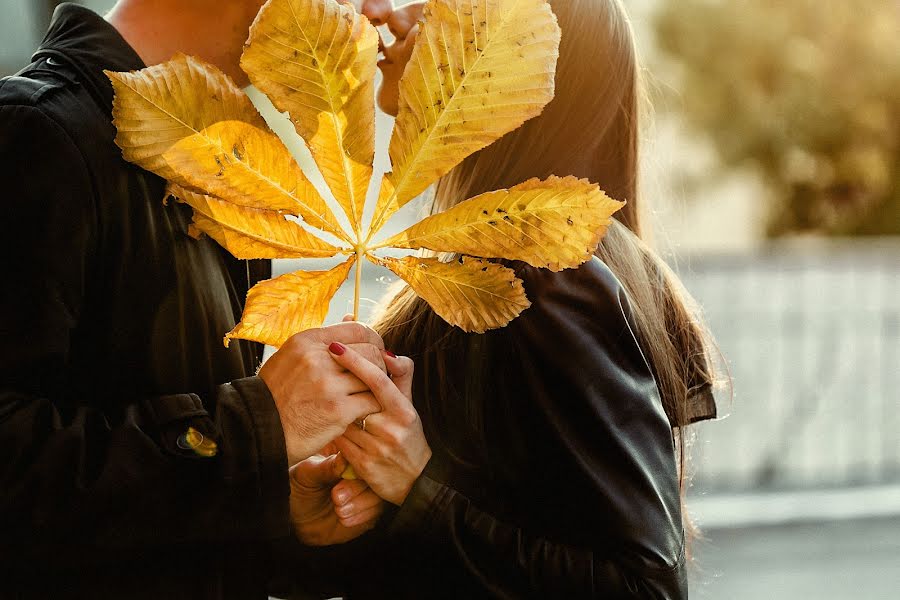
[334, 435, 367, 475]
[320, 321, 384, 350]
[290, 454, 343, 489]
[316, 441, 340, 457]
[346, 343, 387, 372]
[335, 489, 382, 519]
[341, 391, 382, 425]
[339, 504, 384, 528]
[332, 478, 370, 507]
[342, 313, 355, 323]
[384, 354, 414, 400]
[328, 343, 407, 413]
[327, 370, 372, 396]
[342, 421, 385, 454]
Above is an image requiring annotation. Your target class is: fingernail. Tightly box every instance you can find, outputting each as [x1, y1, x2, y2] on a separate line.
[329, 342, 346, 355]
[335, 491, 349, 504]
[384, 349, 397, 358]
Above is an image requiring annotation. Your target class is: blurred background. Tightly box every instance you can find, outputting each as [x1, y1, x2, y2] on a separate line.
[3, 1, 898, 598]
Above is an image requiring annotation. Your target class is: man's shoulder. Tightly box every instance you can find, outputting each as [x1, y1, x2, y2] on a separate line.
[0, 74, 67, 108]
[1, 57, 78, 109]
[1, 59, 110, 143]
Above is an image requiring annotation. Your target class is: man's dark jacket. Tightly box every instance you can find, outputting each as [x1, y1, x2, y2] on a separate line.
[0, 5, 293, 597]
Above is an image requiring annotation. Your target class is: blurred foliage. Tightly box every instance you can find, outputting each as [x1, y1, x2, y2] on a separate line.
[654, 0, 900, 236]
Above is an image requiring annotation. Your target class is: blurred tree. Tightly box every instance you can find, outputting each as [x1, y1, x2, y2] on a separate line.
[654, 0, 900, 236]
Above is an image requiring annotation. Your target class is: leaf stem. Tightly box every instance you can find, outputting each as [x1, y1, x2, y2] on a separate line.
[352, 250, 363, 321]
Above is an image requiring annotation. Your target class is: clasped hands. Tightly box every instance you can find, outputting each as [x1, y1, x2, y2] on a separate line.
[259, 319, 430, 547]
[255, 0, 429, 549]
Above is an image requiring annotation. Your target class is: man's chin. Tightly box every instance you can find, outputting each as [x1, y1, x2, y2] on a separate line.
[377, 87, 400, 117]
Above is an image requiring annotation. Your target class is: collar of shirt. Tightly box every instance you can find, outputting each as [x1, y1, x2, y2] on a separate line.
[31, 2, 145, 113]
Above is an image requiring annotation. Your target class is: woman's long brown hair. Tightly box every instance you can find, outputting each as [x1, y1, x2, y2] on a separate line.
[372, 0, 717, 530]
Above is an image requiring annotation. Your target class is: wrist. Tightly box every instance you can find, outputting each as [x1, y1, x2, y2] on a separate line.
[397, 446, 433, 505]
[271, 401, 302, 466]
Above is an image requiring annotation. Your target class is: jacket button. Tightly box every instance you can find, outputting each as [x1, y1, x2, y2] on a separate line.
[176, 427, 218, 457]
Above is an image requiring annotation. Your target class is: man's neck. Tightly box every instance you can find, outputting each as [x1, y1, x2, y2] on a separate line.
[106, 0, 262, 86]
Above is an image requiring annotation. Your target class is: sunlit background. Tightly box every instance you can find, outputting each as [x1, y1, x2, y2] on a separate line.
[3, 1, 898, 598]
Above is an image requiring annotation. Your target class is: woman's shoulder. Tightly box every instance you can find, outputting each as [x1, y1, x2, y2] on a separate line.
[511, 256, 637, 338]
[502, 257, 657, 402]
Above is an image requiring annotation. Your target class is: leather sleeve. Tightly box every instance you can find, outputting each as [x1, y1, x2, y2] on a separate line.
[388, 259, 687, 599]
[0, 105, 291, 563]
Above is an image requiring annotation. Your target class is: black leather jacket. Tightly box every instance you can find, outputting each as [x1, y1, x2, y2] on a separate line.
[0, 5, 290, 598]
[286, 259, 694, 599]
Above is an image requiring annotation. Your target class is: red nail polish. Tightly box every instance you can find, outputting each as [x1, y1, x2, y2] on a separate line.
[329, 342, 346, 355]
[385, 350, 397, 358]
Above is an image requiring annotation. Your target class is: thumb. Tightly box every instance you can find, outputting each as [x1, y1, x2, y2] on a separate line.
[292, 453, 348, 489]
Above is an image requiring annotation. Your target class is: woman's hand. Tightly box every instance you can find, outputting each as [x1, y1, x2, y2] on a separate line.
[289, 453, 385, 545]
[328, 343, 432, 505]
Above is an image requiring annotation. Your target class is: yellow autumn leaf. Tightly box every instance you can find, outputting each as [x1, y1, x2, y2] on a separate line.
[107, 54, 347, 241]
[106, 53, 264, 177]
[242, 0, 378, 234]
[167, 184, 340, 259]
[109, 0, 632, 346]
[164, 121, 344, 237]
[226, 257, 355, 348]
[371, 255, 531, 333]
[367, 0, 561, 237]
[379, 176, 624, 271]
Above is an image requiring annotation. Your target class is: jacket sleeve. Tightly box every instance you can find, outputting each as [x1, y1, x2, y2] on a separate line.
[0, 104, 290, 564]
[387, 259, 687, 599]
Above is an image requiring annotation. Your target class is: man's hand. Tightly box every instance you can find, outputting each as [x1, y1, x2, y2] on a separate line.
[259, 321, 387, 465]
[290, 453, 385, 546]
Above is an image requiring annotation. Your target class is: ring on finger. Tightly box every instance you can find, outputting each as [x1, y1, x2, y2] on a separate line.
[355, 414, 371, 432]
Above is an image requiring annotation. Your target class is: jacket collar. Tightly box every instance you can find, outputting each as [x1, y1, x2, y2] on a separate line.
[32, 3, 145, 112]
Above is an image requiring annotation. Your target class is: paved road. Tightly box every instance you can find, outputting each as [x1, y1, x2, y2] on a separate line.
[690, 516, 900, 600]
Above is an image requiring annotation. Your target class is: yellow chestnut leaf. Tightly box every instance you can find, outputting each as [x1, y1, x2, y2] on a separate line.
[163, 121, 344, 238]
[380, 176, 625, 271]
[371, 255, 531, 333]
[110, 0, 628, 344]
[167, 184, 340, 259]
[242, 0, 378, 233]
[106, 53, 264, 177]
[367, 0, 561, 236]
[225, 257, 355, 348]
